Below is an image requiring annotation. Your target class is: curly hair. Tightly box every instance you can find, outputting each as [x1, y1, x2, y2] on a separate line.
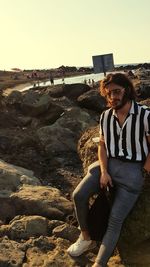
[100, 73, 136, 100]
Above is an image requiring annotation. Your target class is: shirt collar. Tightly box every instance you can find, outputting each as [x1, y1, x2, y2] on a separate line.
[112, 101, 138, 117]
[130, 101, 138, 115]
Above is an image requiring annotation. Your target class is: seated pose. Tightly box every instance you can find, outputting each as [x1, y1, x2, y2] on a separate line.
[67, 73, 150, 267]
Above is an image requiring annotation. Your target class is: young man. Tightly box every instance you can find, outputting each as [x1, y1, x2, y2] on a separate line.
[67, 73, 150, 267]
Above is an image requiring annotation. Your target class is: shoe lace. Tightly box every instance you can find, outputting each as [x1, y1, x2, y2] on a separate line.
[76, 238, 83, 245]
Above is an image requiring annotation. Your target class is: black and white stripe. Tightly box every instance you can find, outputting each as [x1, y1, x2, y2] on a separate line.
[99, 101, 150, 162]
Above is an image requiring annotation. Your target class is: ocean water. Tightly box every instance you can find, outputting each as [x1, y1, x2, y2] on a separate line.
[20, 72, 105, 91]
[19, 63, 141, 92]
[54, 72, 104, 85]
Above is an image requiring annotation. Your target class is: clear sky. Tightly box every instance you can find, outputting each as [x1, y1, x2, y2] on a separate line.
[0, 0, 150, 70]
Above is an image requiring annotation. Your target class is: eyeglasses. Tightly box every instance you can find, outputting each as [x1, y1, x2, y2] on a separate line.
[105, 88, 124, 97]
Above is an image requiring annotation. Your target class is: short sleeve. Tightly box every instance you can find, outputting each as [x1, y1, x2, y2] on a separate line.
[145, 111, 150, 136]
[99, 112, 104, 137]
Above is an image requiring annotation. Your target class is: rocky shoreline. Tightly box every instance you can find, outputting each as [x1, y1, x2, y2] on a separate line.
[0, 68, 150, 266]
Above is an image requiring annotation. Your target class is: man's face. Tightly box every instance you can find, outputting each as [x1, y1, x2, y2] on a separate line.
[105, 83, 128, 110]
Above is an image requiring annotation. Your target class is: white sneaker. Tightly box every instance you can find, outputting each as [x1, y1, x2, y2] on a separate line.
[67, 235, 96, 257]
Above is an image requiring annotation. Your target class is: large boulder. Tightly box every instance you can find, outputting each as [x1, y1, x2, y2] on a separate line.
[9, 215, 48, 240]
[11, 185, 73, 220]
[0, 160, 41, 222]
[0, 160, 73, 222]
[37, 107, 97, 155]
[77, 125, 99, 174]
[37, 124, 77, 153]
[23, 237, 81, 267]
[77, 89, 106, 112]
[7, 90, 23, 106]
[0, 160, 41, 191]
[21, 94, 54, 117]
[48, 83, 91, 100]
[49, 96, 76, 110]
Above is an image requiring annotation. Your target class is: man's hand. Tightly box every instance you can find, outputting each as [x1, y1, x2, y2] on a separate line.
[100, 171, 113, 189]
[143, 155, 150, 173]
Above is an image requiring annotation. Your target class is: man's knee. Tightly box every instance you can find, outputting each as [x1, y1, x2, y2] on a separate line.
[88, 161, 100, 176]
[72, 188, 86, 204]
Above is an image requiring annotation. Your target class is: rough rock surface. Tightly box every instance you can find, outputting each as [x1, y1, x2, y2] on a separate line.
[11, 185, 73, 220]
[77, 89, 106, 112]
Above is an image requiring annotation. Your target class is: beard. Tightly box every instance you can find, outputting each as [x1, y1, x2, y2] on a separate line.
[107, 93, 129, 110]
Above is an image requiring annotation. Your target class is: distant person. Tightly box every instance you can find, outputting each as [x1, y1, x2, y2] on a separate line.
[92, 79, 95, 88]
[84, 79, 87, 84]
[67, 73, 150, 267]
[62, 77, 65, 84]
[50, 76, 54, 85]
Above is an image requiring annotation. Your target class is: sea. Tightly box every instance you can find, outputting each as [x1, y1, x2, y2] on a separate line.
[19, 63, 148, 92]
[19, 72, 104, 91]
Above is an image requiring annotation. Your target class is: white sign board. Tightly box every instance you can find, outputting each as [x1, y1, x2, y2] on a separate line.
[92, 53, 114, 74]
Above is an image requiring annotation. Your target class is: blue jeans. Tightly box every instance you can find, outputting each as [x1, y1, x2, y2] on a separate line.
[72, 158, 144, 266]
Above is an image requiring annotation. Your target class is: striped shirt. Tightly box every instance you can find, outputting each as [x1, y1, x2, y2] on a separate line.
[99, 101, 150, 162]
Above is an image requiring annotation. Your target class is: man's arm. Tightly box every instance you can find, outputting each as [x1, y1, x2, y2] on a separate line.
[98, 138, 113, 188]
[143, 135, 150, 172]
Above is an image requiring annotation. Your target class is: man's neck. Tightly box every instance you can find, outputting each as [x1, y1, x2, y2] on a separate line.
[115, 100, 132, 116]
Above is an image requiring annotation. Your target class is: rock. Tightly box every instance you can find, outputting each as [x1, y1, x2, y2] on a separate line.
[139, 98, 150, 107]
[55, 107, 96, 134]
[0, 160, 41, 191]
[37, 124, 77, 153]
[11, 185, 73, 220]
[37, 107, 96, 154]
[0, 236, 25, 266]
[0, 198, 16, 223]
[7, 90, 23, 105]
[40, 103, 64, 125]
[9, 215, 48, 240]
[0, 135, 11, 150]
[0, 110, 19, 127]
[0, 160, 41, 222]
[48, 220, 65, 235]
[140, 85, 150, 99]
[0, 223, 10, 237]
[52, 223, 80, 242]
[21, 94, 52, 116]
[77, 125, 99, 173]
[17, 116, 32, 126]
[134, 68, 150, 80]
[51, 96, 76, 109]
[48, 83, 91, 100]
[77, 89, 106, 112]
[24, 237, 78, 267]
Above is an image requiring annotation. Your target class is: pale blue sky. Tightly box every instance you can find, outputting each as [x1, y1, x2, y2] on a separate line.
[0, 0, 150, 70]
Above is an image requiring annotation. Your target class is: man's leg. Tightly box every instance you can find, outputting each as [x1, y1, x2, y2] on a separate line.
[67, 161, 101, 256]
[73, 161, 101, 232]
[95, 187, 140, 266]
